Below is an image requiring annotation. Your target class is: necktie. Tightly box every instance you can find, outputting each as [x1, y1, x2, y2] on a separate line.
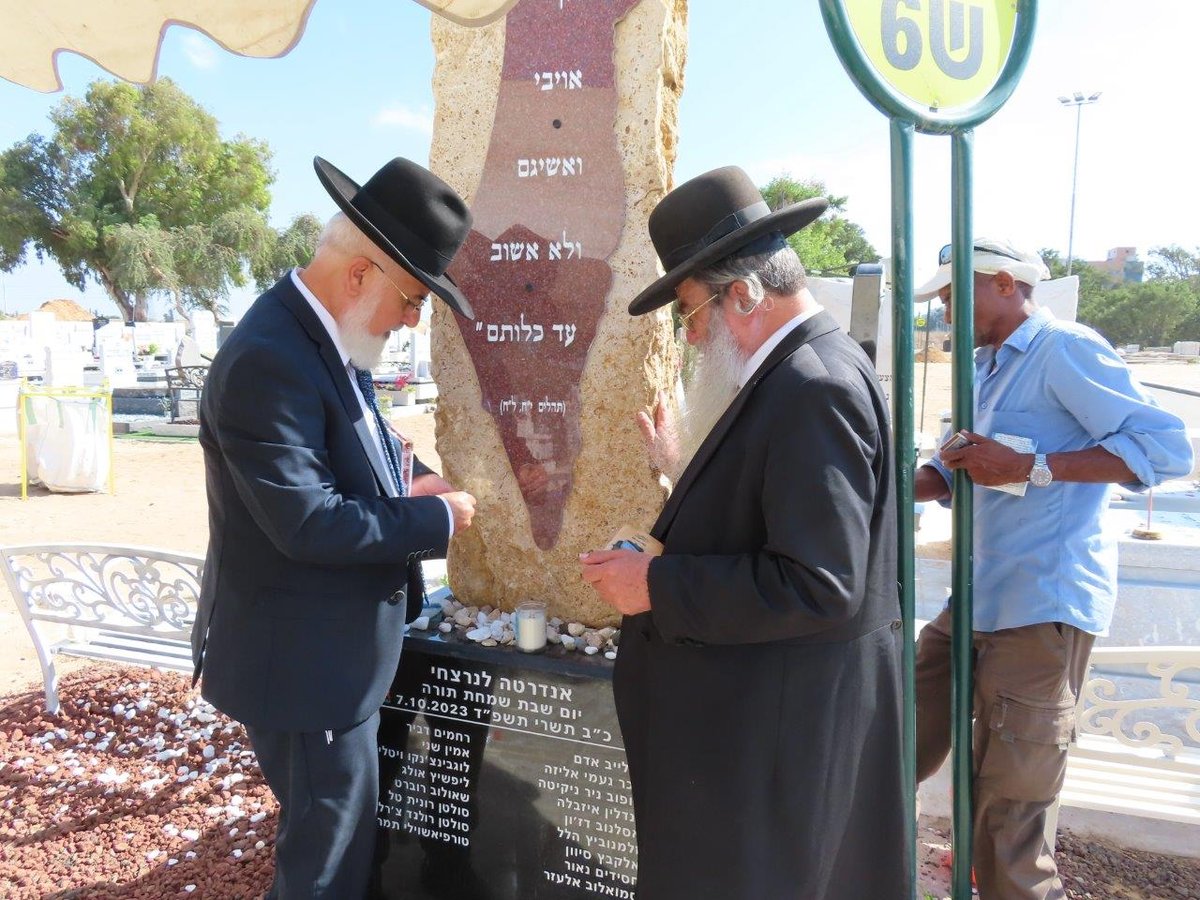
[353, 367, 406, 497]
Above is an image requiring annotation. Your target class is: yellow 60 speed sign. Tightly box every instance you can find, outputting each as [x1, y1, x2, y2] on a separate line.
[844, 0, 1017, 111]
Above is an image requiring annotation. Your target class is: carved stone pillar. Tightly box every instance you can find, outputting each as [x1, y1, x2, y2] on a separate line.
[429, 0, 687, 626]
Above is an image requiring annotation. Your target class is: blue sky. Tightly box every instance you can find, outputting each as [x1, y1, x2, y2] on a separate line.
[1, 0, 1197, 318]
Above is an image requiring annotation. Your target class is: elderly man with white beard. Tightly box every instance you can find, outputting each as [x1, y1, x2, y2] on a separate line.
[192, 157, 477, 897]
[581, 166, 909, 899]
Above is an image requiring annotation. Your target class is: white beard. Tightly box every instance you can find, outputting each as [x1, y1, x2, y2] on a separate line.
[339, 291, 389, 370]
[677, 311, 746, 472]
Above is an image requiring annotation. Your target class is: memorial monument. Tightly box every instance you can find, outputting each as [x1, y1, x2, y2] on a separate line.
[430, 0, 688, 626]
[374, 2, 688, 895]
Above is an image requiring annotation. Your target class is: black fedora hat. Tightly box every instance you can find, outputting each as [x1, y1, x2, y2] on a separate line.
[628, 166, 828, 315]
[314, 156, 475, 320]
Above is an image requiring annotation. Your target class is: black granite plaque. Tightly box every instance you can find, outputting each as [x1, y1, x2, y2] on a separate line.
[375, 632, 636, 899]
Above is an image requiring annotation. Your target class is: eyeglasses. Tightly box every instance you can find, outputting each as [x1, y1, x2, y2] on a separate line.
[937, 243, 1023, 266]
[673, 289, 722, 331]
[370, 260, 429, 312]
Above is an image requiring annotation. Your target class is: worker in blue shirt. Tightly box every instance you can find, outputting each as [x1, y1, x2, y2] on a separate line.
[913, 238, 1194, 900]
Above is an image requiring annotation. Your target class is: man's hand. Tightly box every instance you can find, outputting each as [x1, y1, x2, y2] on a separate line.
[411, 473, 455, 496]
[939, 431, 1032, 486]
[442, 491, 477, 532]
[636, 390, 680, 476]
[578, 549, 652, 615]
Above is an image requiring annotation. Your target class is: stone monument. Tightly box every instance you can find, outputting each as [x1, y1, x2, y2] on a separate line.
[430, 0, 688, 627]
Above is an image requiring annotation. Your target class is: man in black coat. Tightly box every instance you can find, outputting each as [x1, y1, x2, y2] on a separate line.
[581, 166, 910, 898]
[191, 157, 478, 898]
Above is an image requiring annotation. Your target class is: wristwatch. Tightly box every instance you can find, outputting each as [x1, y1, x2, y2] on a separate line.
[1029, 453, 1053, 488]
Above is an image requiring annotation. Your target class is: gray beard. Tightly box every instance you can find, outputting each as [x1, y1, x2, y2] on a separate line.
[339, 292, 388, 370]
[676, 312, 746, 476]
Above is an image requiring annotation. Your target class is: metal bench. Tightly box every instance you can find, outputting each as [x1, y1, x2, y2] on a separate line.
[1, 543, 202, 713]
[1063, 645, 1200, 828]
[164, 365, 208, 423]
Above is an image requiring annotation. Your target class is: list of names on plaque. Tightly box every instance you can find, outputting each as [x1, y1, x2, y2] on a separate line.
[375, 638, 636, 898]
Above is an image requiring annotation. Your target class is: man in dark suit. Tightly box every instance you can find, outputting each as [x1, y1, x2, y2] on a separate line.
[581, 166, 909, 898]
[191, 156, 478, 898]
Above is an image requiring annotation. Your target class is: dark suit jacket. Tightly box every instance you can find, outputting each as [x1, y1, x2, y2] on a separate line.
[191, 276, 449, 733]
[612, 312, 909, 898]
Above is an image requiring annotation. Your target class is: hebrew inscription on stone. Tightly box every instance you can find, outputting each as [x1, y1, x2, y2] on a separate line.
[450, 0, 640, 549]
[375, 636, 636, 897]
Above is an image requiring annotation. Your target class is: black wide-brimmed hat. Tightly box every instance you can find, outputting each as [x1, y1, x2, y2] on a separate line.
[628, 166, 828, 315]
[314, 156, 475, 320]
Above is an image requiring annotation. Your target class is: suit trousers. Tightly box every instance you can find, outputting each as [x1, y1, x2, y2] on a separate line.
[246, 711, 381, 899]
[915, 608, 1095, 900]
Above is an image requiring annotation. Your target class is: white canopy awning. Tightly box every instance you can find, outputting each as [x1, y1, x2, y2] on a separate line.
[0, 0, 518, 92]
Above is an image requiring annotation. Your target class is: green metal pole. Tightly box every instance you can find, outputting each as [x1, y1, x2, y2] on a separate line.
[949, 130, 976, 900]
[889, 117, 917, 900]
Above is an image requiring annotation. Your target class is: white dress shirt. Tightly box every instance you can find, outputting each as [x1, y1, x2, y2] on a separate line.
[290, 269, 454, 536]
[738, 305, 824, 389]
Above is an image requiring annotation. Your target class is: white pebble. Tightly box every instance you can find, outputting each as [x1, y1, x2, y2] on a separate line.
[584, 645, 600, 656]
[184, 885, 196, 893]
[250, 812, 267, 823]
[438, 622, 453, 633]
[567, 622, 586, 637]
[182, 829, 201, 841]
[466, 627, 490, 642]
[411, 615, 430, 631]
[560, 635, 577, 651]
[605, 650, 618, 660]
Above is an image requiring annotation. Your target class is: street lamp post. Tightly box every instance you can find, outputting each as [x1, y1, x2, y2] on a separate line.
[1059, 91, 1102, 276]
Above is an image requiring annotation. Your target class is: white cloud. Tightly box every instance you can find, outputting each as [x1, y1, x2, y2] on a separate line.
[182, 33, 219, 70]
[371, 104, 434, 135]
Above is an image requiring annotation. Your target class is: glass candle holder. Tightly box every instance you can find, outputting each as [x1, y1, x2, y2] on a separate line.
[514, 600, 547, 653]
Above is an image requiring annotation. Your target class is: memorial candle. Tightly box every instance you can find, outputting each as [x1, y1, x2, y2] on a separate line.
[515, 601, 547, 652]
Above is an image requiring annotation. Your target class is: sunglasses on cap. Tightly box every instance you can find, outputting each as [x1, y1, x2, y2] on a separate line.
[937, 243, 1024, 266]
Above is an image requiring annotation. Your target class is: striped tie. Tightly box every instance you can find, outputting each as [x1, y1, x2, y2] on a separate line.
[353, 367, 406, 497]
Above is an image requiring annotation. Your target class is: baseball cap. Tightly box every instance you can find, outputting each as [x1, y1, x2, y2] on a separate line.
[915, 238, 1051, 300]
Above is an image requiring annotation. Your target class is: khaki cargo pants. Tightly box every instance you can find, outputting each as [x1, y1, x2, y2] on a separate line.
[915, 608, 1095, 900]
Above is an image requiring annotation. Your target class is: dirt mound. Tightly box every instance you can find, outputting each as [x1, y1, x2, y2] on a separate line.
[917, 346, 951, 363]
[32, 298, 97, 322]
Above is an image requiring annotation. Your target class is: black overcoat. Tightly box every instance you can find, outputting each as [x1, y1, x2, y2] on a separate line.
[613, 312, 910, 899]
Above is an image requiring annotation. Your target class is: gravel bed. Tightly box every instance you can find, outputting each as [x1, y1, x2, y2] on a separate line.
[917, 821, 1200, 899]
[2, 665, 1196, 899]
[0, 666, 275, 898]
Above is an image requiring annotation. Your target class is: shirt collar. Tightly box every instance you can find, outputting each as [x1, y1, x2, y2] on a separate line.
[975, 306, 1054, 372]
[1002, 306, 1054, 354]
[290, 268, 351, 368]
[738, 305, 823, 388]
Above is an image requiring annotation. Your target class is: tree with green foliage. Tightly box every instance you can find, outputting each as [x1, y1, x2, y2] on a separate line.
[759, 175, 879, 276]
[1145, 244, 1200, 282]
[0, 78, 278, 323]
[1041, 245, 1200, 347]
[251, 213, 322, 290]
